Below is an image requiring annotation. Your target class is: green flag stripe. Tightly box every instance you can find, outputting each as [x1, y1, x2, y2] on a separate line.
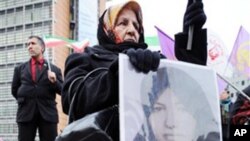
[145, 36, 159, 46]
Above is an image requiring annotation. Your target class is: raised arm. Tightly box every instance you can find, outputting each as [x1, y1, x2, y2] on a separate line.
[175, 0, 207, 65]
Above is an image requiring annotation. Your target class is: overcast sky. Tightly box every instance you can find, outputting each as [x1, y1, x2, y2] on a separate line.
[107, 0, 250, 54]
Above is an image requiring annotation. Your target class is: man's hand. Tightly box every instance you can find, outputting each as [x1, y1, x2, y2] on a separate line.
[48, 70, 57, 83]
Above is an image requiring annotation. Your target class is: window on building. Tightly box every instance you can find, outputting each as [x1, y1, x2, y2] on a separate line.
[15, 7, 23, 25]
[43, 1, 52, 19]
[7, 27, 15, 45]
[0, 51, 7, 65]
[0, 69, 8, 83]
[0, 10, 6, 27]
[0, 29, 6, 46]
[33, 3, 43, 21]
[43, 21, 52, 35]
[15, 26, 24, 44]
[0, 1, 7, 9]
[7, 9, 15, 26]
[6, 0, 15, 7]
[15, 47, 29, 63]
[25, 5, 33, 23]
[24, 24, 33, 40]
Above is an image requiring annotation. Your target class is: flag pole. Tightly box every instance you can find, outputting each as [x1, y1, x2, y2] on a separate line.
[186, 0, 196, 50]
[217, 73, 250, 102]
[43, 35, 51, 71]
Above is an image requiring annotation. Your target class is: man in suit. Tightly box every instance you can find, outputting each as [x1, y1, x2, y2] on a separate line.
[11, 35, 63, 141]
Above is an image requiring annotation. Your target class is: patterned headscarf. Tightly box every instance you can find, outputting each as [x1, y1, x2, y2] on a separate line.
[102, 0, 143, 44]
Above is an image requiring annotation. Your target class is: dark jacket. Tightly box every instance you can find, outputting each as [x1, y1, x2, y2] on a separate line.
[11, 60, 63, 123]
[230, 85, 250, 121]
[61, 11, 207, 140]
[62, 29, 207, 118]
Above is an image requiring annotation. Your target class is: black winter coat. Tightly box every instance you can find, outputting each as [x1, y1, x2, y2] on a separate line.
[62, 10, 207, 140]
[62, 29, 207, 119]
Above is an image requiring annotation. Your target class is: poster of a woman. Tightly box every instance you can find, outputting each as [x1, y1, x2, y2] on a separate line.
[119, 55, 222, 141]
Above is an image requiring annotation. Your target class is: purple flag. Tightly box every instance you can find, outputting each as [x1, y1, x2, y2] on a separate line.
[217, 75, 228, 95]
[155, 26, 176, 60]
[228, 26, 250, 78]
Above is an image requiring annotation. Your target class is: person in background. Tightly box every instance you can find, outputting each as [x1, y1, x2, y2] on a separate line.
[231, 85, 250, 125]
[220, 91, 230, 101]
[62, 0, 207, 140]
[11, 36, 63, 141]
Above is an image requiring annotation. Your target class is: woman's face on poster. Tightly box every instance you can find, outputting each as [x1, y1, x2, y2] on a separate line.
[148, 88, 197, 141]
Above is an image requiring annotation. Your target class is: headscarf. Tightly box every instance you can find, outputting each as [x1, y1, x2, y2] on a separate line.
[97, 1, 147, 53]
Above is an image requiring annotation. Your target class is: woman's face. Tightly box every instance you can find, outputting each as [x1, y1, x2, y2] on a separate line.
[149, 89, 196, 141]
[114, 8, 140, 43]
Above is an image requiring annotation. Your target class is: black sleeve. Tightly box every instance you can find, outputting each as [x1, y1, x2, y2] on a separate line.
[53, 67, 63, 95]
[11, 66, 21, 99]
[61, 53, 118, 119]
[174, 29, 207, 65]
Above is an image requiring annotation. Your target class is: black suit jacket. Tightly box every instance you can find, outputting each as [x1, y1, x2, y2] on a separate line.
[11, 59, 63, 123]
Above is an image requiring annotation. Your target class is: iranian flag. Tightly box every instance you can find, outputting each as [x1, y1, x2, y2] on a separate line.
[43, 35, 89, 53]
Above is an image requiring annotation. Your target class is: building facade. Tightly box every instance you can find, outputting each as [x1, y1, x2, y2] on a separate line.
[0, 0, 106, 140]
[0, 0, 69, 140]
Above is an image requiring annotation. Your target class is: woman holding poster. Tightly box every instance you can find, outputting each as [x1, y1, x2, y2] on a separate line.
[61, 0, 207, 140]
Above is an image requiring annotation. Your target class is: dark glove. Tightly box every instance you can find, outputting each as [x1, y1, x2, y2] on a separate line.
[126, 48, 160, 73]
[183, 0, 206, 33]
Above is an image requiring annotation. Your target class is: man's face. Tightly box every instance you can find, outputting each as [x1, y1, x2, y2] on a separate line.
[149, 89, 196, 141]
[27, 37, 44, 58]
[114, 8, 140, 43]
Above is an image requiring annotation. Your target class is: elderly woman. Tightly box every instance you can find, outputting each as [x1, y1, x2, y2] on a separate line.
[61, 0, 207, 140]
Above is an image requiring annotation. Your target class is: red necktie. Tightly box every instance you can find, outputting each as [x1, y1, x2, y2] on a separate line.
[35, 62, 40, 82]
